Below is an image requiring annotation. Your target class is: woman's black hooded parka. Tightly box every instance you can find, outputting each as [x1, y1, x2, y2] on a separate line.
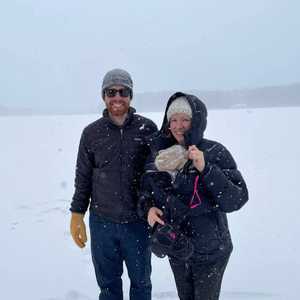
[139, 92, 249, 262]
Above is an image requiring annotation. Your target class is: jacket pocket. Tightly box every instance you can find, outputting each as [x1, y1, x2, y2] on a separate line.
[190, 213, 223, 253]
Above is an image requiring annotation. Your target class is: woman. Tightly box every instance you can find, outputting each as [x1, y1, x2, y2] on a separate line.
[138, 92, 248, 300]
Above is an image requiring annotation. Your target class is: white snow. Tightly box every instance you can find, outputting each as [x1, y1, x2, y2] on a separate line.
[1, 107, 300, 300]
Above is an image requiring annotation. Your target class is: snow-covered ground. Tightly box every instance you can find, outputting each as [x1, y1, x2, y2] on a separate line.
[1, 107, 300, 300]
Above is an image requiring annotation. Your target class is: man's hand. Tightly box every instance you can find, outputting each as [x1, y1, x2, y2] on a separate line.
[147, 207, 165, 227]
[70, 212, 87, 248]
[188, 145, 205, 172]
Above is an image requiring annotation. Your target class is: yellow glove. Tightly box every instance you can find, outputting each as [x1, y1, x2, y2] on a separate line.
[70, 212, 87, 248]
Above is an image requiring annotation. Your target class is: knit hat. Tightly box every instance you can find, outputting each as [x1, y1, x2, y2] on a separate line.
[167, 97, 192, 121]
[102, 68, 133, 98]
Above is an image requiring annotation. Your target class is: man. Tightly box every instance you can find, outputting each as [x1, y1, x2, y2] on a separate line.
[70, 69, 157, 300]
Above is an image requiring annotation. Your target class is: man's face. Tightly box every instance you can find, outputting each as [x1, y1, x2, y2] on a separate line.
[103, 85, 131, 117]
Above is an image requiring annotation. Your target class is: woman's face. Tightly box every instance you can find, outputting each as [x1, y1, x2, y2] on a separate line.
[169, 113, 192, 145]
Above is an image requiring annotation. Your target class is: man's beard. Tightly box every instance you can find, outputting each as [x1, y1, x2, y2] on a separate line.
[107, 100, 130, 117]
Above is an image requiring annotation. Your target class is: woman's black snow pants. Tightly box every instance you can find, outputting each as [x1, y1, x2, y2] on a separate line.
[169, 253, 230, 300]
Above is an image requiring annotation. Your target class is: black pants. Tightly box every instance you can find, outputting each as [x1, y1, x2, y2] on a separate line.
[169, 254, 230, 300]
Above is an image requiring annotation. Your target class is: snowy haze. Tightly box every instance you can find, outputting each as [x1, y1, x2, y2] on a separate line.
[1, 107, 300, 300]
[1, 1, 300, 112]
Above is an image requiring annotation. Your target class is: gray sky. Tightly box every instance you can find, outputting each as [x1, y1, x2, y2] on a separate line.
[1, 0, 300, 110]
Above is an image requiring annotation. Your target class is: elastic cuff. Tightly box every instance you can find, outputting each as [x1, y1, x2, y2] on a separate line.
[198, 161, 212, 177]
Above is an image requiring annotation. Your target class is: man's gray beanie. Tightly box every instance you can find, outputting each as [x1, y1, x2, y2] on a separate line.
[102, 69, 133, 98]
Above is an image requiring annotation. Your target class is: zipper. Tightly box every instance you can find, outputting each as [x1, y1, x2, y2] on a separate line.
[119, 128, 124, 204]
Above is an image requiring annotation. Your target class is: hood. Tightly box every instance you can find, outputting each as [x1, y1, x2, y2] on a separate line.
[160, 92, 207, 147]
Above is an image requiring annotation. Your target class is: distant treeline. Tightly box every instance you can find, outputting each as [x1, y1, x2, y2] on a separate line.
[134, 82, 300, 112]
[1, 83, 300, 115]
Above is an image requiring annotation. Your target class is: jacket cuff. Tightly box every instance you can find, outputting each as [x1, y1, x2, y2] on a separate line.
[198, 161, 212, 177]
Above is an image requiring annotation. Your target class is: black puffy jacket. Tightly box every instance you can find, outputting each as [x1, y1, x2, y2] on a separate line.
[139, 92, 248, 261]
[70, 107, 158, 223]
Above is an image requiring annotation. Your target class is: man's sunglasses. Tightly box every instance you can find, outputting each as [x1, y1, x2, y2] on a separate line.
[105, 88, 131, 98]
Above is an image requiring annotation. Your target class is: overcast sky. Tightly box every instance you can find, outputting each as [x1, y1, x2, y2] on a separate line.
[1, 0, 300, 110]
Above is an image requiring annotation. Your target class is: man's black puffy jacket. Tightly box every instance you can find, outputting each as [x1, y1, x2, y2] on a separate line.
[70, 107, 158, 223]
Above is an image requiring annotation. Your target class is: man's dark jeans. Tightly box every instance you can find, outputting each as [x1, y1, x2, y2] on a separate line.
[89, 212, 152, 300]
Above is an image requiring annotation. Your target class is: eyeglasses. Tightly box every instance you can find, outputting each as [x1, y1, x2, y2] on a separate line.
[105, 88, 131, 98]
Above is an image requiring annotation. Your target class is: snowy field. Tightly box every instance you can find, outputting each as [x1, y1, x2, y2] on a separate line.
[1, 107, 300, 300]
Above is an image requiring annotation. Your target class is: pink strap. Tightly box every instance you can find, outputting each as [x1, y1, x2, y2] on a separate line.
[189, 175, 202, 208]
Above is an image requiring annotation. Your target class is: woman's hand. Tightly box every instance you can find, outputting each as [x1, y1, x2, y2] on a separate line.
[188, 145, 205, 172]
[147, 207, 165, 227]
